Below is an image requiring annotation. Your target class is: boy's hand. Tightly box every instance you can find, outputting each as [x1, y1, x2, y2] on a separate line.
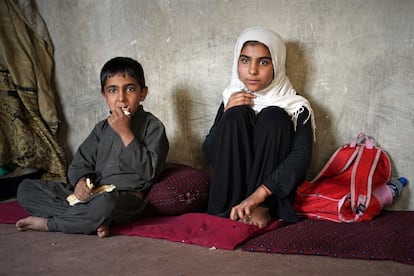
[107, 106, 134, 146]
[224, 91, 256, 112]
[74, 177, 93, 202]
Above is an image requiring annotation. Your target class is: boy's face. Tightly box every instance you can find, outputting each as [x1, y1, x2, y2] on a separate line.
[237, 43, 274, 92]
[102, 73, 148, 116]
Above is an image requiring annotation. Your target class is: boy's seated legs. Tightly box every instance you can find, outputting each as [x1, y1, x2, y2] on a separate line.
[16, 179, 118, 236]
[47, 191, 116, 235]
[97, 225, 109, 238]
[110, 191, 147, 226]
[17, 179, 72, 218]
[16, 216, 49, 231]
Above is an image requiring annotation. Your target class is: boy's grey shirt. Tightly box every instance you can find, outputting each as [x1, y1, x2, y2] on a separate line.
[68, 105, 169, 192]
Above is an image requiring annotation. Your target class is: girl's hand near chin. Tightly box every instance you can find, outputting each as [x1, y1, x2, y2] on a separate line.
[224, 91, 256, 111]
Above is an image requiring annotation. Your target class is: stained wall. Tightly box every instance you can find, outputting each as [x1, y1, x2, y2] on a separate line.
[34, 0, 414, 210]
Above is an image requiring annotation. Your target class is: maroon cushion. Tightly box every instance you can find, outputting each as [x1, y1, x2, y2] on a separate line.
[144, 164, 210, 216]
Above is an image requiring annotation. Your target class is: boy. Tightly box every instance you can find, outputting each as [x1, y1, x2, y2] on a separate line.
[16, 57, 169, 238]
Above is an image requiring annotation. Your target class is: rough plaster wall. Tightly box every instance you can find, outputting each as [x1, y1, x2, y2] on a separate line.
[34, 0, 414, 210]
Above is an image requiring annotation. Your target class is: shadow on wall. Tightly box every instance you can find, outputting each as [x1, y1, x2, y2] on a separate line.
[169, 87, 209, 170]
[169, 41, 336, 177]
[53, 68, 72, 166]
[286, 41, 333, 179]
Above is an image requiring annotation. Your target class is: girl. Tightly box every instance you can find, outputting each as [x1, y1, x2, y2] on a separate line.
[203, 26, 316, 228]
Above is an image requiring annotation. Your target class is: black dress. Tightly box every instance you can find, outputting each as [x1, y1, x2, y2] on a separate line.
[203, 103, 313, 223]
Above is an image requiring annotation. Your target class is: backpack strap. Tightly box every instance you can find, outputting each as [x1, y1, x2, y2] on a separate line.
[311, 141, 360, 183]
[350, 134, 381, 215]
[350, 132, 374, 149]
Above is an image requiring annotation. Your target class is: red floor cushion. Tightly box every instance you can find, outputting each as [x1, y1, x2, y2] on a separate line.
[145, 163, 210, 216]
[112, 213, 286, 250]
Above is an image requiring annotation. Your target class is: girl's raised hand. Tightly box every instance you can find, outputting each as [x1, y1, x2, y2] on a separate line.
[224, 91, 256, 111]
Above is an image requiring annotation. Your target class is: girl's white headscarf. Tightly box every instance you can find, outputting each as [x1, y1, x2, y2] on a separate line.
[223, 26, 316, 138]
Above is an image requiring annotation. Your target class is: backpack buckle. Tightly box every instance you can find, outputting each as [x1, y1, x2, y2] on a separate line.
[356, 203, 366, 214]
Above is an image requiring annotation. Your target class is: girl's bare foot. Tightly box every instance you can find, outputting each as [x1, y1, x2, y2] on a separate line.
[16, 216, 49, 232]
[245, 206, 271, 229]
[97, 225, 109, 238]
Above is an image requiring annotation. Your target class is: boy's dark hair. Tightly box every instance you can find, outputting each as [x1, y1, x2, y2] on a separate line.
[100, 57, 146, 92]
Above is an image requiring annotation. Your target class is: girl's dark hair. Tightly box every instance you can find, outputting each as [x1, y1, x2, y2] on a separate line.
[100, 57, 146, 92]
[242, 40, 262, 48]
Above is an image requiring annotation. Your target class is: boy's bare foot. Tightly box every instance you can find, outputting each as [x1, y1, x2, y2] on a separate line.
[16, 216, 49, 232]
[97, 225, 109, 238]
[244, 206, 271, 229]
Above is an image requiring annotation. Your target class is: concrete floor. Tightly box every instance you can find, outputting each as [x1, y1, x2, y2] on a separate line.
[0, 223, 413, 276]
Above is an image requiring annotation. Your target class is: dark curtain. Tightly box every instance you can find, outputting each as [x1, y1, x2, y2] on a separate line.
[0, 0, 67, 182]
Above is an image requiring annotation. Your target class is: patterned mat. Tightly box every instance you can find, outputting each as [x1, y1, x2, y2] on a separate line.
[242, 210, 414, 265]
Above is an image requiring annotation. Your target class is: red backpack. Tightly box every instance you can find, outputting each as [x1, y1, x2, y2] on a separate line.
[294, 133, 392, 223]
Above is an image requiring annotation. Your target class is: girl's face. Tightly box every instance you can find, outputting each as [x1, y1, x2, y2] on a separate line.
[237, 42, 274, 92]
[102, 73, 147, 116]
